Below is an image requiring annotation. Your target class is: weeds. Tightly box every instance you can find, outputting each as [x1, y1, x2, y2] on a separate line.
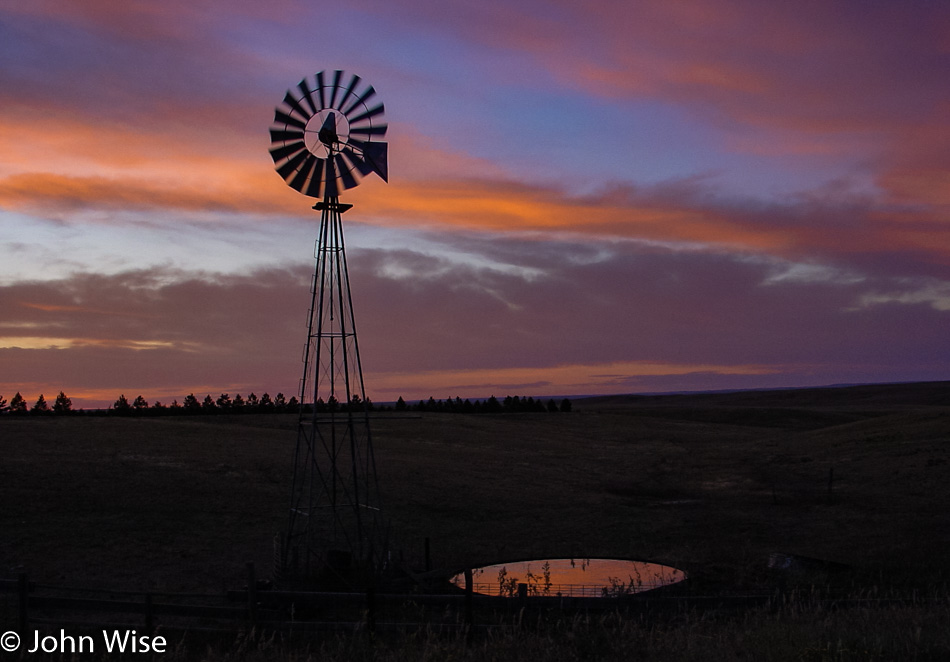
[25, 591, 943, 661]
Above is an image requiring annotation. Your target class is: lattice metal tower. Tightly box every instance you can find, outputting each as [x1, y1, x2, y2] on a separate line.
[268, 70, 389, 587]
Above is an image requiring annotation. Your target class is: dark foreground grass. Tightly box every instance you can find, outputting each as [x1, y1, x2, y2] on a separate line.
[7, 592, 950, 661]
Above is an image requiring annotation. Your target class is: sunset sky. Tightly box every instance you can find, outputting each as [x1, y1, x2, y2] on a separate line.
[1, 0, 949, 408]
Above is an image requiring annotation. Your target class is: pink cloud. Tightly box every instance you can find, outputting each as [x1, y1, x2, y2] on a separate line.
[1, 233, 948, 409]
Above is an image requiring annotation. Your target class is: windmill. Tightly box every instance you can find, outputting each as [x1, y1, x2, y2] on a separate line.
[269, 70, 388, 588]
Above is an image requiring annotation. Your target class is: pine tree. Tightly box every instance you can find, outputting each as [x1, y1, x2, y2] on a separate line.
[53, 391, 72, 414]
[32, 394, 50, 414]
[259, 393, 274, 412]
[9, 392, 27, 414]
[216, 393, 232, 411]
[114, 394, 132, 415]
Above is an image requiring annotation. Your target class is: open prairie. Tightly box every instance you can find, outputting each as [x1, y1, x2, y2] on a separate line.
[3, 381, 950, 596]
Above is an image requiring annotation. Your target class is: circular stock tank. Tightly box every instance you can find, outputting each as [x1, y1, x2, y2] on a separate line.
[450, 558, 686, 598]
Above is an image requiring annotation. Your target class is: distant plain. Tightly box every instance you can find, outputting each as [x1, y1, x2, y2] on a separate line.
[3, 381, 949, 595]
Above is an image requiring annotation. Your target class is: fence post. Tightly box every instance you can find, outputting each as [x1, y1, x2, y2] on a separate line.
[246, 562, 257, 623]
[273, 533, 283, 582]
[17, 573, 28, 637]
[365, 584, 376, 633]
[517, 583, 528, 628]
[464, 568, 473, 627]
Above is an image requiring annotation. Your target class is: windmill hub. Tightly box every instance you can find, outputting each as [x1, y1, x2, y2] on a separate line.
[309, 110, 349, 155]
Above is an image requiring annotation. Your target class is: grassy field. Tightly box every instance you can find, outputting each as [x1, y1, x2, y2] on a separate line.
[3, 381, 950, 658]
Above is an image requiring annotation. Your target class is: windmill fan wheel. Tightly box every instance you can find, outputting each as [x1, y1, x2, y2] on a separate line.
[269, 70, 389, 199]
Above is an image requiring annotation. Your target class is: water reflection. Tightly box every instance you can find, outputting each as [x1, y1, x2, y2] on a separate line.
[451, 558, 686, 597]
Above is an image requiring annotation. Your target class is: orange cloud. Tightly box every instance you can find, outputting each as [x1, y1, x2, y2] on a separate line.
[4, 160, 949, 271]
[0, 171, 298, 216]
[355, 178, 788, 252]
[1, 65, 947, 271]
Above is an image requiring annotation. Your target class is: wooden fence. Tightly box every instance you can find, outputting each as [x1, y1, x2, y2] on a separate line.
[1, 564, 785, 637]
[0, 564, 582, 635]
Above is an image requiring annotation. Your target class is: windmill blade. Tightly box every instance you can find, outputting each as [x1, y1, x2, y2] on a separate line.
[315, 71, 327, 109]
[336, 154, 359, 190]
[283, 91, 312, 122]
[277, 149, 310, 180]
[269, 140, 306, 163]
[270, 128, 305, 143]
[328, 70, 343, 108]
[289, 153, 317, 192]
[274, 108, 307, 130]
[349, 124, 387, 138]
[297, 78, 317, 115]
[305, 159, 326, 198]
[336, 72, 361, 111]
[342, 86, 376, 118]
[347, 103, 384, 125]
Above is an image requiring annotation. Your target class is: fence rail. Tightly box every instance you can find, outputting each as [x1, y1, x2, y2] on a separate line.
[4, 567, 944, 640]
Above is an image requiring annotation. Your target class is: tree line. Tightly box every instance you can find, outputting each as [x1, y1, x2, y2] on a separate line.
[0, 391, 572, 416]
[0, 391, 300, 416]
[395, 395, 572, 413]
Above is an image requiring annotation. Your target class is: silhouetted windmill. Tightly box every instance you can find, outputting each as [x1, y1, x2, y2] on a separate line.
[269, 70, 388, 588]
